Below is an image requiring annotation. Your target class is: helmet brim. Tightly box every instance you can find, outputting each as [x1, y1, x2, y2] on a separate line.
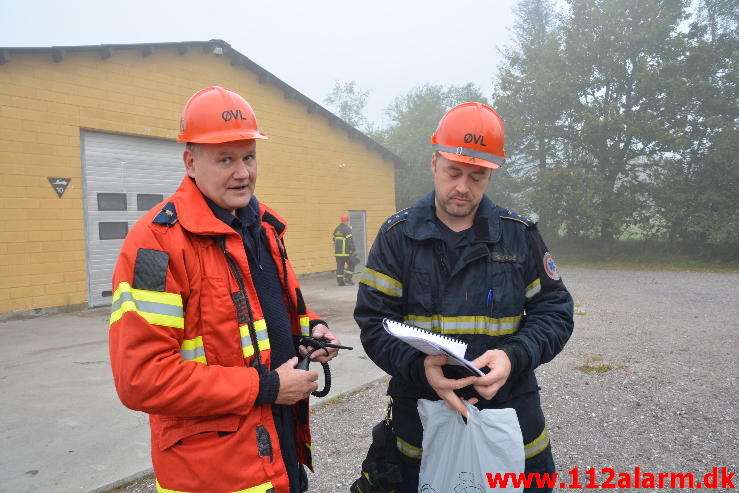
[178, 131, 268, 144]
[438, 150, 501, 170]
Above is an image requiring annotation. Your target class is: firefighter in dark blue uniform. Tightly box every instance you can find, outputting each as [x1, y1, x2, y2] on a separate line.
[334, 214, 356, 286]
[354, 103, 574, 493]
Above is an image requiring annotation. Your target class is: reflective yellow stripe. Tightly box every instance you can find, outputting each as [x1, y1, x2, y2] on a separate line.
[525, 278, 541, 299]
[180, 336, 207, 364]
[524, 426, 550, 459]
[300, 316, 311, 336]
[156, 479, 275, 493]
[359, 267, 403, 297]
[240, 319, 271, 358]
[393, 427, 548, 461]
[396, 436, 422, 459]
[405, 313, 522, 336]
[110, 282, 184, 329]
[305, 442, 313, 468]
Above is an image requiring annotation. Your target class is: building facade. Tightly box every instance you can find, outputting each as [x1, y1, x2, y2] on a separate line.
[0, 40, 400, 316]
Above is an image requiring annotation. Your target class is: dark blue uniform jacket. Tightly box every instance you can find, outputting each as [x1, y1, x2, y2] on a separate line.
[354, 192, 574, 460]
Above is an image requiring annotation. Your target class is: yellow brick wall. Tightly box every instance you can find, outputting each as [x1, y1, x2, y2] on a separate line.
[0, 47, 396, 315]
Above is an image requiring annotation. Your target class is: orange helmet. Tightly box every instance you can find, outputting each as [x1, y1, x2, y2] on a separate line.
[340, 214, 349, 222]
[430, 102, 505, 169]
[177, 86, 268, 143]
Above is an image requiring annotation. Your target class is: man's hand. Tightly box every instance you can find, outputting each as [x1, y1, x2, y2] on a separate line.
[304, 324, 341, 363]
[470, 349, 512, 400]
[274, 357, 319, 404]
[424, 354, 479, 418]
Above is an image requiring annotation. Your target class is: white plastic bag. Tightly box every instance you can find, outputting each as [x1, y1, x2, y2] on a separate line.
[417, 399, 525, 492]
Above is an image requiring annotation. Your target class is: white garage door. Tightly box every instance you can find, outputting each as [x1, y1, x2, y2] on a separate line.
[348, 210, 367, 272]
[81, 131, 184, 307]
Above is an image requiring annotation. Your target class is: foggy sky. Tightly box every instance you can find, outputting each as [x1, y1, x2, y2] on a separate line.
[0, 0, 518, 125]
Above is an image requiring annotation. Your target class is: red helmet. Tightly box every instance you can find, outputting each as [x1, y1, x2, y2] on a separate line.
[177, 86, 268, 143]
[430, 102, 505, 169]
[340, 214, 349, 222]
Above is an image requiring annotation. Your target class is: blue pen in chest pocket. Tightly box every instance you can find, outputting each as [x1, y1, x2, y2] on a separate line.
[486, 288, 493, 316]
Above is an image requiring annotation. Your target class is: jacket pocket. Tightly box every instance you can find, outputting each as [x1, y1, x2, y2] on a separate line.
[200, 276, 244, 367]
[154, 414, 241, 451]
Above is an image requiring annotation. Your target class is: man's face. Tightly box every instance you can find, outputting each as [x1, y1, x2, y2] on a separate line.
[431, 152, 491, 220]
[183, 140, 257, 214]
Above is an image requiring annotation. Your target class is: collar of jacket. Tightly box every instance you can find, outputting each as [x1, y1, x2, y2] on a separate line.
[404, 192, 502, 244]
[171, 176, 288, 238]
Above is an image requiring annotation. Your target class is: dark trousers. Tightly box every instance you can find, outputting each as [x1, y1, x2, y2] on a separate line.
[399, 445, 555, 493]
[335, 256, 353, 284]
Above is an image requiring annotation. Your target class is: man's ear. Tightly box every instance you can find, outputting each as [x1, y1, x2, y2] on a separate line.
[430, 152, 437, 174]
[183, 149, 195, 178]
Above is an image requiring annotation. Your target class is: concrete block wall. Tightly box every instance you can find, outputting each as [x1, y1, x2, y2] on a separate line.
[0, 46, 396, 315]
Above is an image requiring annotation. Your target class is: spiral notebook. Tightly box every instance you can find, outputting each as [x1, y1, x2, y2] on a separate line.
[382, 318, 484, 376]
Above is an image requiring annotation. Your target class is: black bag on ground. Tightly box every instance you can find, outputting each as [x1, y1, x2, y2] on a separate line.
[350, 402, 403, 493]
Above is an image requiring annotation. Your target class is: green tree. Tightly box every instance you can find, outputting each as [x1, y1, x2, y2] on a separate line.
[323, 80, 371, 129]
[560, 0, 689, 253]
[649, 0, 738, 246]
[493, 0, 570, 233]
[374, 84, 488, 210]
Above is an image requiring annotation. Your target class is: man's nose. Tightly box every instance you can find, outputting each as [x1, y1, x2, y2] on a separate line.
[233, 162, 250, 179]
[455, 178, 470, 194]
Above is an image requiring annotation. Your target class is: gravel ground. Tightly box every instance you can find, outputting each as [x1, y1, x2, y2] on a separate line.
[110, 267, 738, 492]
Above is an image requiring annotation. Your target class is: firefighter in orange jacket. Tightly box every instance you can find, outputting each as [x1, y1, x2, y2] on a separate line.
[109, 86, 342, 493]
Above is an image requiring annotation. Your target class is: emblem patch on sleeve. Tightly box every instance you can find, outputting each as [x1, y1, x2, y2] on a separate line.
[543, 252, 561, 280]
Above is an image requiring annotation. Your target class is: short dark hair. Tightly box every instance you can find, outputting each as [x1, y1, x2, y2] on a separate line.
[186, 142, 199, 154]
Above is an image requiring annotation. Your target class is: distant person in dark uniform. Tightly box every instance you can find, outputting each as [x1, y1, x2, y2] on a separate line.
[333, 214, 356, 286]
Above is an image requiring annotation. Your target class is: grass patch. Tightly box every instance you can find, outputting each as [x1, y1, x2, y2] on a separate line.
[549, 238, 739, 273]
[575, 356, 624, 374]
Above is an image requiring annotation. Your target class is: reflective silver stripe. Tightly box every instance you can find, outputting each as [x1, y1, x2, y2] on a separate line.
[396, 436, 422, 459]
[111, 291, 184, 318]
[360, 267, 403, 298]
[525, 278, 542, 299]
[405, 314, 522, 336]
[110, 282, 184, 329]
[240, 319, 269, 346]
[525, 426, 550, 459]
[432, 144, 505, 166]
[240, 319, 271, 358]
[180, 336, 206, 364]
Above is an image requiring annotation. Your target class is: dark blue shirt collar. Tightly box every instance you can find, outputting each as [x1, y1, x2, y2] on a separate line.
[204, 195, 261, 233]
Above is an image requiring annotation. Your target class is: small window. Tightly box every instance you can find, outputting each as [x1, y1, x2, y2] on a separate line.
[97, 193, 127, 211]
[101, 290, 113, 298]
[99, 222, 128, 240]
[137, 193, 164, 211]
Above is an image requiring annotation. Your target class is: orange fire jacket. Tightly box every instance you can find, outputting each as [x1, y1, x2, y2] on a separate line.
[109, 176, 318, 493]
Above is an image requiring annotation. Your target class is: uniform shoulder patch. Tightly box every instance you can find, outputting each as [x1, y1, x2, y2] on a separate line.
[153, 202, 178, 226]
[500, 209, 533, 227]
[381, 208, 411, 233]
[133, 248, 169, 292]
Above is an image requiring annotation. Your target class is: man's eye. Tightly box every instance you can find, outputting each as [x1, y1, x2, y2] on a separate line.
[471, 175, 482, 182]
[220, 157, 231, 164]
